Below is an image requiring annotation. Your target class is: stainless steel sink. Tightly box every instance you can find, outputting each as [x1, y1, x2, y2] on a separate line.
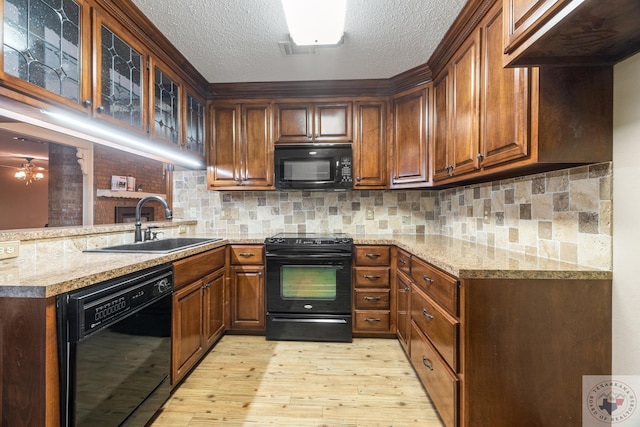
[85, 237, 222, 254]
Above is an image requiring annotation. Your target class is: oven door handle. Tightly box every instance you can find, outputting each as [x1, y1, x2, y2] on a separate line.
[266, 253, 352, 259]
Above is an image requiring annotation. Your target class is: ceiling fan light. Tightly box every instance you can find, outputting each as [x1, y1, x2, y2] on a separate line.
[15, 170, 26, 180]
[282, 0, 346, 46]
[35, 172, 44, 180]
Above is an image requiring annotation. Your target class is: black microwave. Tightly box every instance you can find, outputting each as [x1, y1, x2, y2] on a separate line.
[274, 144, 353, 191]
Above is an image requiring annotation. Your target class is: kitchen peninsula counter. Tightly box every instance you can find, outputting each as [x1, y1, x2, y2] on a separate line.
[0, 233, 610, 298]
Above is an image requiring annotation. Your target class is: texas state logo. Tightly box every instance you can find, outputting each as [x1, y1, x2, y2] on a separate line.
[584, 376, 638, 426]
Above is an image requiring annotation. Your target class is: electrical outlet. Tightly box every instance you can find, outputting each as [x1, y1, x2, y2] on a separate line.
[178, 224, 187, 234]
[189, 207, 198, 219]
[366, 207, 375, 220]
[0, 240, 20, 260]
[483, 210, 490, 224]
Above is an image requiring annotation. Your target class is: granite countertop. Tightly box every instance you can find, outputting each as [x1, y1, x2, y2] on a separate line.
[0, 233, 610, 298]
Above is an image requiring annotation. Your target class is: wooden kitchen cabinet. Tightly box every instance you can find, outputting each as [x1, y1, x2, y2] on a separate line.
[353, 100, 387, 189]
[352, 245, 394, 336]
[149, 57, 182, 147]
[172, 247, 226, 385]
[390, 85, 431, 188]
[1, 0, 92, 112]
[431, 1, 612, 187]
[274, 101, 352, 143]
[184, 88, 206, 157]
[432, 31, 481, 182]
[395, 253, 412, 354]
[402, 249, 611, 427]
[502, 0, 640, 67]
[207, 102, 274, 190]
[229, 245, 266, 333]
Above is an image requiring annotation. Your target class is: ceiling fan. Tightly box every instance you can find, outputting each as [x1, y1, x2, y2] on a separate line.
[0, 157, 47, 185]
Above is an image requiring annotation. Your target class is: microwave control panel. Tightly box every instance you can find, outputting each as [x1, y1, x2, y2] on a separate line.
[340, 157, 352, 183]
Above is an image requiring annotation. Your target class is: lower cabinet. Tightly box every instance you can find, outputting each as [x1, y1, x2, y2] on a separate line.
[403, 251, 612, 427]
[171, 247, 226, 385]
[352, 245, 394, 336]
[229, 245, 266, 333]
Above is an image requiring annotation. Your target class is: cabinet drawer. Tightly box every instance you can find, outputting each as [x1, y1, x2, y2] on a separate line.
[411, 285, 459, 371]
[354, 289, 390, 310]
[396, 248, 411, 275]
[173, 247, 226, 290]
[354, 311, 391, 332]
[353, 267, 390, 288]
[410, 322, 458, 427]
[411, 257, 459, 316]
[354, 246, 390, 266]
[230, 245, 264, 264]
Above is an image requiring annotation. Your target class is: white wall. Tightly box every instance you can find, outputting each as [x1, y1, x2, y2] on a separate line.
[613, 53, 640, 373]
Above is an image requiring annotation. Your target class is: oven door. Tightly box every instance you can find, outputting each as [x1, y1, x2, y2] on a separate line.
[266, 251, 352, 315]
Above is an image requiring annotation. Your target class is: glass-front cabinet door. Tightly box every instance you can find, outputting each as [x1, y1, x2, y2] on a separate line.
[2, 0, 90, 109]
[149, 59, 181, 146]
[92, 9, 146, 132]
[185, 91, 205, 157]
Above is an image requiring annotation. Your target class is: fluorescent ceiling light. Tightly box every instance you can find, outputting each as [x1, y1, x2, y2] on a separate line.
[282, 0, 346, 46]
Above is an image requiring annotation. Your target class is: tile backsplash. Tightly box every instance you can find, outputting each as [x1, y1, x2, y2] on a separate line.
[173, 162, 612, 269]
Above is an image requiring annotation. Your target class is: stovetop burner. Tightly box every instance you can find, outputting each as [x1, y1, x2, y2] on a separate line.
[265, 232, 352, 246]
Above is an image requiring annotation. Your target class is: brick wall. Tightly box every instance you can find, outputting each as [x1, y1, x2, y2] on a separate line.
[48, 143, 83, 227]
[93, 145, 167, 224]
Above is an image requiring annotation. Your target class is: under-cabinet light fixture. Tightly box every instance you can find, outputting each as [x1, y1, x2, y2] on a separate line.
[281, 0, 346, 46]
[40, 109, 203, 169]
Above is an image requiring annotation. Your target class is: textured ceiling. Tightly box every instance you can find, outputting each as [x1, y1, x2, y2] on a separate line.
[130, 0, 467, 83]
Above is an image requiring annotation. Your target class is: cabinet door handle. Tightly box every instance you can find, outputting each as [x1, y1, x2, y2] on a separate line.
[96, 105, 105, 113]
[82, 99, 92, 107]
[422, 356, 434, 371]
[257, 272, 262, 277]
[363, 275, 381, 279]
[365, 253, 381, 258]
[364, 296, 382, 301]
[423, 275, 434, 284]
[422, 308, 434, 320]
[239, 253, 255, 257]
[399, 258, 406, 265]
[403, 286, 410, 292]
[365, 318, 381, 323]
[476, 153, 484, 160]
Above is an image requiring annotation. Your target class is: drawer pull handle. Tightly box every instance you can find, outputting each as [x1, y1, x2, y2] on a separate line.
[364, 296, 382, 301]
[365, 253, 381, 258]
[422, 308, 434, 320]
[365, 318, 381, 323]
[364, 275, 381, 279]
[422, 356, 434, 371]
[239, 253, 255, 257]
[423, 275, 434, 284]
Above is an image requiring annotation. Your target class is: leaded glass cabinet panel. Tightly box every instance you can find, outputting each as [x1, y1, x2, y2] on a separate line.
[186, 93, 205, 156]
[3, 0, 82, 102]
[97, 22, 144, 129]
[152, 65, 180, 145]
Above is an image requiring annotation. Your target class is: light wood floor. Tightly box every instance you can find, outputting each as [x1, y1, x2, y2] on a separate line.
[152, 335, 445, 427]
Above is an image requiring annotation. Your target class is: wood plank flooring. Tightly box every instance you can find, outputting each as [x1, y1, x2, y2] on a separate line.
[152, 335, 445, 426]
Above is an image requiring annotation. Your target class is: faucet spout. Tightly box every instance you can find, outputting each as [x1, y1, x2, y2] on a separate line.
[134, 195, 173, 243]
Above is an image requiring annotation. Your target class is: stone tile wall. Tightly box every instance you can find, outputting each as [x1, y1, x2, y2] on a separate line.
[173, 162, 612, 269]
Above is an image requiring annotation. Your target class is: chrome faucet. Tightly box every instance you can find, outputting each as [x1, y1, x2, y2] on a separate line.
[134, 195, 173, 243]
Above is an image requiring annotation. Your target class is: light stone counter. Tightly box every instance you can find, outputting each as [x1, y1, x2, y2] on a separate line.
[354, 234, 612, 280]
[0, 232, 610, 298]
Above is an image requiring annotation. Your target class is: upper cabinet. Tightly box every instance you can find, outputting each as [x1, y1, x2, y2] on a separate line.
[275, 101, 352, 143]
[1, 0, 209, 163]
[390, 85, 430, 188]
[503, 0, 640, 67]
[207, 102, 274, 190]
[431, 0, 612, 187]
[149, 58, 182, 146]
[353, 100, 387, 189]
[92, 9, 147, 132]
[1, 0, 91, 110]
[432, 31, 481, 183]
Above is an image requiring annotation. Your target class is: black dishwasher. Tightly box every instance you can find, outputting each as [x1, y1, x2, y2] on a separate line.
[57, 264, 173, 427]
